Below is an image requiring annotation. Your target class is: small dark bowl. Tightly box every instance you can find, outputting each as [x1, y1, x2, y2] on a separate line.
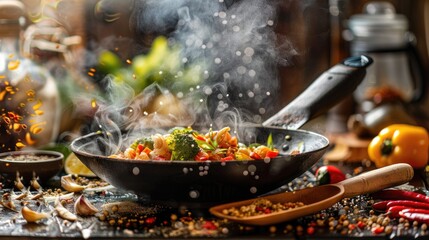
[0, 150, 64, 186]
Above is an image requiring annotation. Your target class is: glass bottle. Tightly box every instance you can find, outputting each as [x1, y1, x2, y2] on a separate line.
[0, 0, 60, 152]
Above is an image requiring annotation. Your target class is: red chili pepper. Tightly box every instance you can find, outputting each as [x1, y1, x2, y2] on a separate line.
[194, 134, 206, 142]
[265, 150, 279, 158]
[371, 190, 429, 203]
[250, 152, 262, 160]
[386, 200, 429, 210]
[221, 156, 234, 161]
[372, 201, 390, 211]
[387, 206, 408, 218]
[399, 209, 429, 224]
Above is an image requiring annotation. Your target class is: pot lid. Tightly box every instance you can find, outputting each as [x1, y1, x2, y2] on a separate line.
[348, 1, 408, 35]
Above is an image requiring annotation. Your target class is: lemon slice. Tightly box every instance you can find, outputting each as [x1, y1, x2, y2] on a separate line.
[64, 153, 96, 177]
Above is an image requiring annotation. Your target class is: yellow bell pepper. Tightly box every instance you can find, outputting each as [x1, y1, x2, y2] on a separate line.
[368, 124, 429, 168]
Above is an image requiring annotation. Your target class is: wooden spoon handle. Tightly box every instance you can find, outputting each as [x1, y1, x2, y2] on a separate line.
[340, 163, 414, 198]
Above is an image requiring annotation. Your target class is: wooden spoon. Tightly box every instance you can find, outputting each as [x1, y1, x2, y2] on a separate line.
[209, 163, 413, 226]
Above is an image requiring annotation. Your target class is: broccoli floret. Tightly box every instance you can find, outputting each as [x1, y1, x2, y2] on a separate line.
[168, 133, 199, 161]
[130, 137, 154, 150]
[168, 127, 195, 136]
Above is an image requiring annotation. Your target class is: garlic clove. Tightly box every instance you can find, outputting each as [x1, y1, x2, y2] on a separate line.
[74, 194, 98, 216]
[14, 172, 25, 191]
[29, 191, 44, 201]
[55, 198, 77, 222]
[0, 200, 17, 212]
[61, 175, 86, 192]
[21, 206, 50, 223]
[11, 190, 28, 200]
[30, 172, 42, 191]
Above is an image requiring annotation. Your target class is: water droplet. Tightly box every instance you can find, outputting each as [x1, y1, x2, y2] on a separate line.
[222, 20, 227, 25]
[263, 157, 271, 163]
[203, 86, 213, 95]
[214, 58, 221, 64]
[282, 143, 289, 151]
[259, 108, 266, 114]
[255, 175, 259, 180]
[243, 170, 249, 176]
[285, 135, 292, 141]
[267, 20, 274, 26]
[244, 47, 254, 56]
[132, 167, 140, 175]
[235, 51, 241, 56]
[199, 166, 204, 171]
[183, 168, 189, 174]
[249, 69, 256, 77]
[237, 66, 246, 75]
[250, 187, 257, 194]
[242, 56, 252, 64]
[248, 164, 257, 173]
[232, 26, 240, 32]
[189, 190, 200, 198]
[247, 91, 255, 98]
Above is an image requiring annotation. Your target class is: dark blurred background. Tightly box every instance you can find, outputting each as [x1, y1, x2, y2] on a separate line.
[20, 0, 429, 130]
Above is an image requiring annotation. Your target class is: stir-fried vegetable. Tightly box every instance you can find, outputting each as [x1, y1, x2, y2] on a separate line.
[110, 127, 281, 161]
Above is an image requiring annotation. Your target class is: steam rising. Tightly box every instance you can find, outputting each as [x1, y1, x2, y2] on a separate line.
[90, 0, 293, 152]
[129, 0, 283, 125]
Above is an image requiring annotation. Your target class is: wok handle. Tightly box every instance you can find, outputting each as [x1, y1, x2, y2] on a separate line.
[340, 163, 414, 198]
[263, 55, 373, 129]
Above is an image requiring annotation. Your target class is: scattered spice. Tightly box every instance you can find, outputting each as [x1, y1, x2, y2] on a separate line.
[221, 198, 305, 218]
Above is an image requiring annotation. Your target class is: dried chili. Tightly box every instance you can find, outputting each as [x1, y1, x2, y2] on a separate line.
[371, 190, 429, 203]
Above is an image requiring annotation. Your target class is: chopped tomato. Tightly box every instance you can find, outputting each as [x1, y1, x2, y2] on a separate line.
[195, 151, 209, 161]
[136, 144, 144, 154]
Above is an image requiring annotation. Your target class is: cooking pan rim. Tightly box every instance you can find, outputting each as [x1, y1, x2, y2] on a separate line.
[70, 128, 330, 165]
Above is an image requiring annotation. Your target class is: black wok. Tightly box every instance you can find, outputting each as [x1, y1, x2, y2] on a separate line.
[71, 56, 373, 205]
